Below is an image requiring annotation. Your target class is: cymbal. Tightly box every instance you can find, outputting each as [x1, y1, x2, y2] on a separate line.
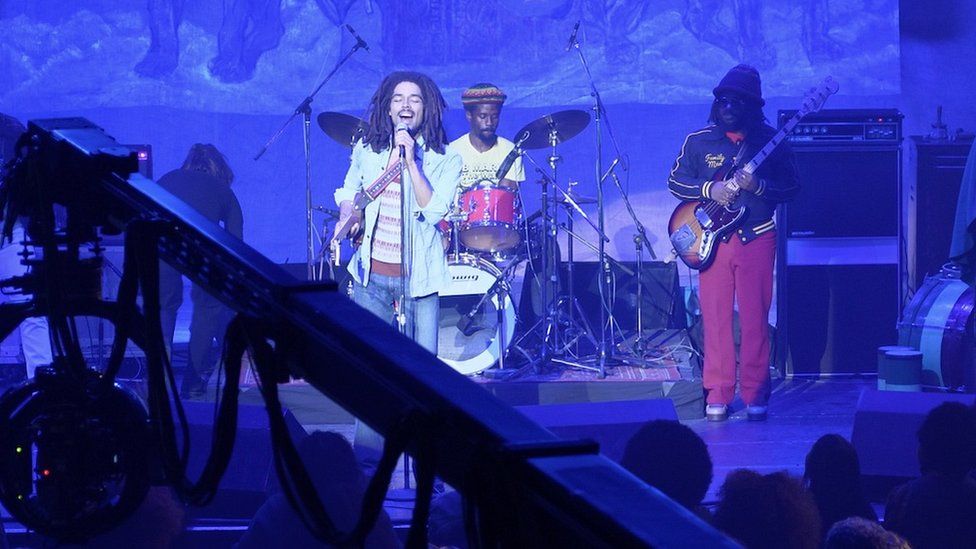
[317, 112, 367, 147]
[557, 189, 596, 206]
[512, 110, 590, 150]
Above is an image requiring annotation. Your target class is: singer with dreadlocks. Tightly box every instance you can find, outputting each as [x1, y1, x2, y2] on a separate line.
[333, 71, 461, 354]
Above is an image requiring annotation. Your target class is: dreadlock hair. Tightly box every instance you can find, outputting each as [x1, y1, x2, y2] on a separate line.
[181, 143, 234, 186]
[362, 71, 449, 155]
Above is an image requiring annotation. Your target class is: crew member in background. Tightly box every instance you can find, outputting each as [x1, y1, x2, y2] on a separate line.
[0, 113, 53, 381]
[449, 83, 525, 190]
[332, 71, 461, 354]
[157, 143, 243, 399]
[667, 64, 799, 422]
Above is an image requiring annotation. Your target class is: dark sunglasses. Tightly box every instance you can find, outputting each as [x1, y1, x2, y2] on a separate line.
[715, 95, 748, 108]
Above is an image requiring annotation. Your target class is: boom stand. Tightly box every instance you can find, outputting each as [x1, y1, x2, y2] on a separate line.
[253, 38, 366, 281]
[569, 25, 630, 377]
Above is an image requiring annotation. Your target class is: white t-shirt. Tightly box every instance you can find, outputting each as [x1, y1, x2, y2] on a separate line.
[448, 134, 525, 189]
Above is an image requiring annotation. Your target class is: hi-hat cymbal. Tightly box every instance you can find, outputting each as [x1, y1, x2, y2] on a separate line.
[557, 189, 596, 206]
[512, 110, 590, 150]
[317, 112, 367, 147]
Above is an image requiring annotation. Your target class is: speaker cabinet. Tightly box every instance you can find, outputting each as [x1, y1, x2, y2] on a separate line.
[852, 389, 976, 479]
[775, 111, 904, 376]
[559, 261, 686, 332]
[783, 263, 899, 375]
[908, 136, 975, 288]
[515, 399, 678, 462]
[782, 145, 901, 239]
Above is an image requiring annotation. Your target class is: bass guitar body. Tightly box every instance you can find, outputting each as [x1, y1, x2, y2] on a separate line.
[667, 194, 747, 271]
[665, 75, 840, 271]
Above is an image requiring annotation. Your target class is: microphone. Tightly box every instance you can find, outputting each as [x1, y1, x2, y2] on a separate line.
[455, 276, 504, 336]
[396, 122, 408, 158]
[456, 311, 478, 337]
[345, 24, 370, 52]
[495, 146, 520, 180]
[564, 20, 580, 52]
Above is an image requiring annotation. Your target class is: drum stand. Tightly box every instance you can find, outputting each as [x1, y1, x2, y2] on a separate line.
[481, 263, 520, 380]
[554, 184, 601, 357]
[509, 131, 599, 373]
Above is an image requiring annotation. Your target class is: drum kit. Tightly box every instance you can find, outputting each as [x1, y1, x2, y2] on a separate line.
[316, 109, 621, 376]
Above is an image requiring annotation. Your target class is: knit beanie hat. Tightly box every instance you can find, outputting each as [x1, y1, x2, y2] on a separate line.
[461, 83, 507, 107]
[713, 64, 764, 106]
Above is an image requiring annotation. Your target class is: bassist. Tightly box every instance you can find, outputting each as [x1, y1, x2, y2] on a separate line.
[667, 64, 799, 422]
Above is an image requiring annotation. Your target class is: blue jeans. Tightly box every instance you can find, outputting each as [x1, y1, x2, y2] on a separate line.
[351, 273, 440, 465]
[351, 273, 439, 354]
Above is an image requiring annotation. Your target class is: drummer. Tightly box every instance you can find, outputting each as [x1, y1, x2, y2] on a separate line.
[449, 83, 525, 189]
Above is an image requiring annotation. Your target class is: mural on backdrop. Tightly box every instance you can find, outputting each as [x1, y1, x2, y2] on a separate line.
[0, 0, 898, 114]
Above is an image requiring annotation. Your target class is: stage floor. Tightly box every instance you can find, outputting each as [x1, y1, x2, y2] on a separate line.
[0, 340, 886, 545]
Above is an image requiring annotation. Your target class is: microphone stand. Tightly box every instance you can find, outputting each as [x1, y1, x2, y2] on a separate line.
[606, 163, 660, 363]
[253, 36, 367, 281]
[397, 144, 408, 333]
[569, 23, 629, 377]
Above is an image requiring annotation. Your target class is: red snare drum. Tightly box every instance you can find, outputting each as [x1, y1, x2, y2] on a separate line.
[459, 181, 521, 252]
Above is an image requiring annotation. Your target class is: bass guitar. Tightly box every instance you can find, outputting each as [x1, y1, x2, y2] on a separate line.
[667, 76, 839, 271]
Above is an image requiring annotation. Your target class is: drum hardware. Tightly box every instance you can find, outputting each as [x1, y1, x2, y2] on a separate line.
[554, 178, 607, 358]
[445, 209, 467, 262]
[312, 207, 339, 281]
[897, 263, 976, 391]
[456, 259, 522, 378]
[316, 112, 368, 148]
[505, 111, 600, 374]
[253, 33, 367, 281]
[437, 255, 517, 376]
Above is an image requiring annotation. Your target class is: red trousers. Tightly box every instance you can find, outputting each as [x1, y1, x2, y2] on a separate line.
[700, 231, 776, 406]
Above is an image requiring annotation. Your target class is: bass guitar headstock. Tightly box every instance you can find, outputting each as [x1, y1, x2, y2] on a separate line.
[797, 76, 840, 117]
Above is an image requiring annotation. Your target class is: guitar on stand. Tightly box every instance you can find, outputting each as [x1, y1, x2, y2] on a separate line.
[667, 76, 839, 271]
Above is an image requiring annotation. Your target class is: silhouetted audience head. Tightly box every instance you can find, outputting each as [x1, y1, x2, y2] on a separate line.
[235, 430, 399, 548]
[713, 469, 821, 549]
[916, 401, 976, 479]
[804, 434, 877, 534]
[53, 486, 185, 549]
[620, 420, 713, 511]
[823, 517, 910, 549]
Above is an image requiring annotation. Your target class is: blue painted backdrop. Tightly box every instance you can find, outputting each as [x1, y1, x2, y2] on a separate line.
[0, 0, 900, 266]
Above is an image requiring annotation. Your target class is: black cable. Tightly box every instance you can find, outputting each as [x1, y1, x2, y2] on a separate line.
[245, 323, 422, 546]
[404, 425, 436, 549]
[123, 220, 241, 506]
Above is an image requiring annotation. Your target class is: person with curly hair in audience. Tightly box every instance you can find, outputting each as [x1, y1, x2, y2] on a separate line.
[712, 469, 821, 549]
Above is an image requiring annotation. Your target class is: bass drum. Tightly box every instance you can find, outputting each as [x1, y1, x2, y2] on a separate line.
[438, 255, 517, 376]
[898, 267, 976, 390]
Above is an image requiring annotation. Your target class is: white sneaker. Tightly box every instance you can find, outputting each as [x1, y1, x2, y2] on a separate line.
[705, 404, 728, 421]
